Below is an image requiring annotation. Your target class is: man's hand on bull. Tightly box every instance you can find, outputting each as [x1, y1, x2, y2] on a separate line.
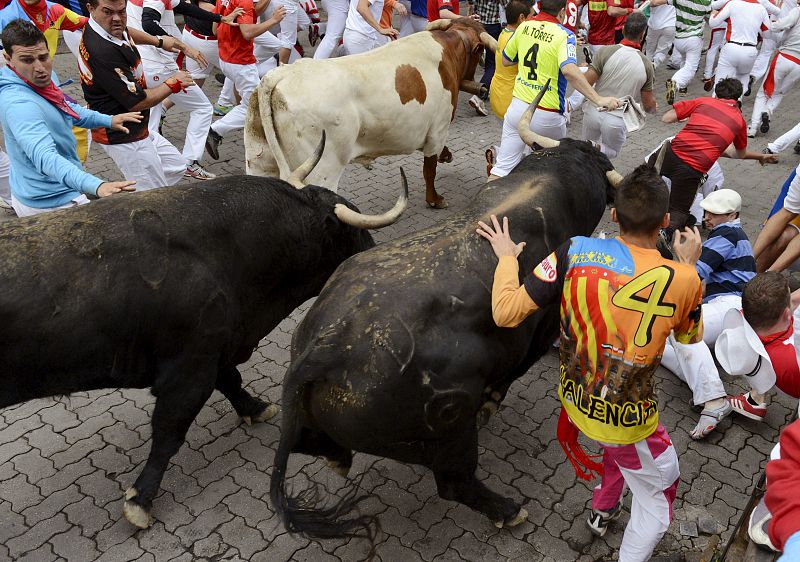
[476, 215, 527, 259]
[596, 96, 621, 111]
[111, 111, 143, 135]
[672, 226, 703, 266]
[759, 153, 779, 166]
[97, 180, 136, 197]
[379, 26, 399, 38]
[183, 46, 209, 68]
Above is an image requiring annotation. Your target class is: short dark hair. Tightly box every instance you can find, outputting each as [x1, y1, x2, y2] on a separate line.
[742, 272, 790, 331]
[613, 164, 669, 235]
[539, 0, 566, 17]
[506, 0, 532, 24]
[715, 77, 743, 101]
[623, 12, 647, 40]
[1, 18, 46, 56]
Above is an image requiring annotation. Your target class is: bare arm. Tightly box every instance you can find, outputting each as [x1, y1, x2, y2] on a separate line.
[607, 5, 631, 16]
[722, 144, 779, 164]
[641, 89, 658, 113]
[562, 62, 619, 109]
[240, 6, 286, 40]
[661, 108, 678, 123]
[584, 67, 599, 86]
[129, 69, 195, 111]
[753, 208, 798, 258]
[254, 0, 270, 16]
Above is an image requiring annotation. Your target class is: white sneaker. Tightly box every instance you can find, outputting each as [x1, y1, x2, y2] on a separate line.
[747, 126, 758, 139]
[185, 162, 216, 180]
[469, 94, 489, 116]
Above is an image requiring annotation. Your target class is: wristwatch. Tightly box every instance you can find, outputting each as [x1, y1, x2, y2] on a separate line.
[157, 36, 164, 48]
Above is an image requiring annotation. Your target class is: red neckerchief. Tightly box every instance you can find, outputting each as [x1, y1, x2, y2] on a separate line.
[620, 38, 641, 50]
[759, 319, 800, 399]
[18, 0, 50, 31]
[8, 65, 79, 120]
[533, 12, 560, 24]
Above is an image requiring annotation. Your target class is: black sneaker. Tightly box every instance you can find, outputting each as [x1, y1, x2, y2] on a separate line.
[665, 79, 676, 105]
[583, 46, 593, 64]
[745, 75, 754, 96]
[205, 128, 222, 160]
[215, 72, 226, 85]
[760, 112, 770, 134]
[795, 141, 800, 155]
[763, 147, 774, 155]
[657, 228, 674, 260]
[587, 502, 622, 537]
[678, 86, 688, 96]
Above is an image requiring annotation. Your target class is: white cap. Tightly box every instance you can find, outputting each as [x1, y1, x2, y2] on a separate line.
[700, 189, 742, 214]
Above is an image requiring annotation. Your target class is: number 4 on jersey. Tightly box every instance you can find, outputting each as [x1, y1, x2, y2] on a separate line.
[523, 43, 539, 81]
[611, 266, 676, 347]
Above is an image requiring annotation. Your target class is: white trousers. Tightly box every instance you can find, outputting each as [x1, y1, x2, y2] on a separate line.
[343, 28, 385, 55]
[254, 30, 302, 68]
[645, 25, 675, 69]
[582, 106, 626, 159]
[751, 34, 778, 82]
[398, 0, 427, 37]
[143, 59, 213, 164]
[11, 194, 89, 217]
[715, 43, 758, 92]
[314, 0, 348, 58]
[768, 120, 800, 153]
[703, 27, 725, 80]
[491, 97, 566, 177]
[0, 148, 10, 205]
[671, 35, 703, 88]
[101, 131, 185, 190]
[751, 53, 800, 128]
[660, 294, 742, 405]
[180, 29, 236, 107]
[212, 60, 260, 137]
[266, 0, 299, 49]
[62, 29, 82, 62]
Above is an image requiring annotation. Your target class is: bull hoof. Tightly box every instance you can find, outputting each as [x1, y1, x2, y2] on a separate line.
[438, 149, 453, 163]
[242, 404, 279, 426]
[494, 507, 528, 529]
[476, 401, 499, 426]
[327, 460, 351, 478]
[123, 488, 155, 529]
[426, 197, 448, 210]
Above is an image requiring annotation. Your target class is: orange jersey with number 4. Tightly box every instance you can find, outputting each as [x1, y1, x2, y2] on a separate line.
[523, 236, 703, 444]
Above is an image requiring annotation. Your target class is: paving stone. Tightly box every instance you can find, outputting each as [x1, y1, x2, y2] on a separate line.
[451, 531, 505, 562]
[15, 542, 57, 562]
[75, 470, 124, 508]
[412, 518, 464, 561]
[0, 474, 44, 512]
[218, 516, 266, 559]
[25, 425, 71, 458]
[94, 517, 140, 552]
[0, 500, 28, 545]
[63, 413, 117, 445]
[0, 436, 33, 465]
[50, 526, 101, 561]
[50, 434, 105, 470]
[680, 521, 699, 538]
[94, 538, 145, 562]
[21, 484, 83, 526]
[183, 475, 239, 516]
[138, 522, 186, 560]
[174, 503, 234, 548]
[158, 466, 202, 504]
[6, 513, 71, 559]
[192, 452, 247, 488]
[38, 458, 95, 497]
[251, 532, 308, 561]
[697, 515, 725, 536]
[63, 496, 113, 538]
[150, 491, 195, 533]
[222, 488, 273, 525]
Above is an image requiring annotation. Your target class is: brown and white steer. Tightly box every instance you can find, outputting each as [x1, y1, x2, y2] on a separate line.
[244, 18, 497, 209]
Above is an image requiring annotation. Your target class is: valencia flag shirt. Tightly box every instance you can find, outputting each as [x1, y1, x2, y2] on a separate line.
[493, 237, 703, 444]
[503, 12, 577, 113]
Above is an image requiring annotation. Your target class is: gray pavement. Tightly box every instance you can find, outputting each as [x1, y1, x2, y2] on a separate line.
[1, 34, 799, 562]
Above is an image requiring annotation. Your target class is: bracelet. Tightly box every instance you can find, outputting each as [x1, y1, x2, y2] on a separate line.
[165, 78, 184, 94]
[157, 36, 164, 48]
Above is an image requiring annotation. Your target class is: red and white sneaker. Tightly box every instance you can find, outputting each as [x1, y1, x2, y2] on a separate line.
[727, 392, 767, 421]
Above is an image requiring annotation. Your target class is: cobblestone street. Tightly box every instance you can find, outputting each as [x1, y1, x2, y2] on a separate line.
[1, 33, 799, 561]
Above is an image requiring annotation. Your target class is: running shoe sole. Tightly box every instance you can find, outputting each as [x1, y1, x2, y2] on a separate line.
[761, 112, 770, 134]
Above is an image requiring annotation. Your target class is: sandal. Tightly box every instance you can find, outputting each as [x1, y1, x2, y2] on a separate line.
[690, 400, 733, 440]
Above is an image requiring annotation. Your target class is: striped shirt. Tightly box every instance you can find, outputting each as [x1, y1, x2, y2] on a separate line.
[696, 220, 756, 302]
[668, 0, 711, 38]
[671, 97, 747, 173]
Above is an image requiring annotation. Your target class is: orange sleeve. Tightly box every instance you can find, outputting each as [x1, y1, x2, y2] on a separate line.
[491, 256, 538, 328]
[55, 6, 88, 31]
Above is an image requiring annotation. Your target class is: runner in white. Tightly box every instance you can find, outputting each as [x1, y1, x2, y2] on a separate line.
[751, 4, 800, 137]
[703, 0, 728, 90]
[709, 0, 771, 93]
[645, 0, 676, 69]
[314, 0, 349, 57]
[342, 0, 397, 55]
[397, 0, 426, 36]
[127, 0, 218, 179]
[750, 0, 789, 84]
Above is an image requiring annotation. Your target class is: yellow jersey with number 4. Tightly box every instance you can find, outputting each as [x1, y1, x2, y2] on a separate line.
[523, 236, 704, 445]
[502, 12, 577, 113]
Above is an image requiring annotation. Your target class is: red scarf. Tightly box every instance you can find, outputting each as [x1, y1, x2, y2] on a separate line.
[620, 38, 642, 50]
[760, 320, 800, 399]
[557, 407, 604, 481]
[8, 65, 79, 120]
[18, 0, 50, 31]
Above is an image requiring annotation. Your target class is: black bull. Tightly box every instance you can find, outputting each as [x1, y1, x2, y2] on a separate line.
[271, 138, 619, 541]
[0, 171, 406, 528]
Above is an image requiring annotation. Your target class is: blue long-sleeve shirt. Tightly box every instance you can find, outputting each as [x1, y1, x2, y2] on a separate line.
[696, 219, 756, 302]
[0, 67, 112, 209]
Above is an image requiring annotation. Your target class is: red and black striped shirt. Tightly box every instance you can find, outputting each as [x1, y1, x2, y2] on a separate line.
[671, 97, 747, 174]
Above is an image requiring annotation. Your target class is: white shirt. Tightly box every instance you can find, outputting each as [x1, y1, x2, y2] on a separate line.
[775, 8, 800, 58]
[709, 0, 771, 45]
[126, 0, 182, 63]
[648, 3, 676, 29]
[345, 0, 384, 38]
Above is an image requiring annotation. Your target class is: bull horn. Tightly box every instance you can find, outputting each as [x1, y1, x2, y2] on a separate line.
[287, 131, 326, 189]
[334, 168, 409, 229]
[479, 32, 498, 52]
[426, 19, 453, 31]
[518, 78, 560, 149]
[606, 169, 624, 187]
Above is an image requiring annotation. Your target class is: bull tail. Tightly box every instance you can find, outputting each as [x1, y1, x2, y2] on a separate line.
[258, 74, 294, 180]
[270, 354, 379, 553]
